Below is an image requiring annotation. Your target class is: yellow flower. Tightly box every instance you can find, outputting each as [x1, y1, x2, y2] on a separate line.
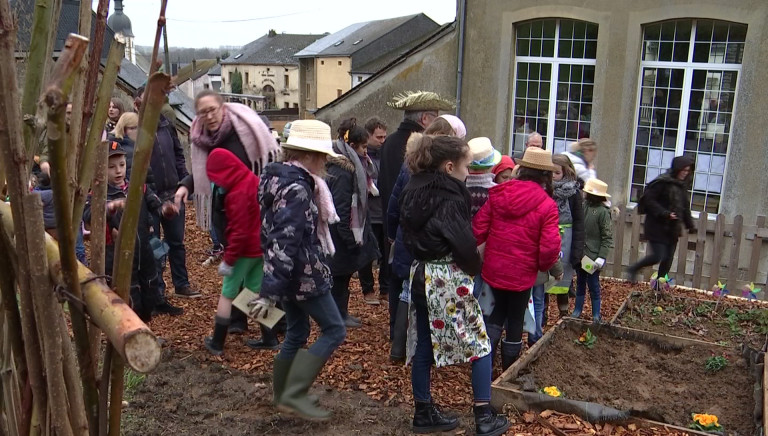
[446, 303, 456, 315]
[655, 306, 663, 312]
[432, 342, 439, 351]
[693, 413, 719, 427]
[542, 386, 562, 397]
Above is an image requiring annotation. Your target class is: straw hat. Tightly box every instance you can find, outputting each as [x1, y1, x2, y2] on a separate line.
[387, 91, 455, 111]
[468, 137, 501, 169]
[282, 120, 340, 157]
[583, 178, 611, 198]
[518, 147, 557, 171]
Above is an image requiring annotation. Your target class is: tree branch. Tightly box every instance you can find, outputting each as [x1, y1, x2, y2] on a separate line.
[78, 0, 111, 147]
[19, 0, 54, 155]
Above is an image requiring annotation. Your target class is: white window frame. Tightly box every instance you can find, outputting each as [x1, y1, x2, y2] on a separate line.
[628, 20, 742, 215]
[509, 19, 597, 153]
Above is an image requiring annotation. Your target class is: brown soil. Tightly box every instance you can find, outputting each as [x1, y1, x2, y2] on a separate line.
[615, 291, 768, 350]
[520, 322, 758, 435]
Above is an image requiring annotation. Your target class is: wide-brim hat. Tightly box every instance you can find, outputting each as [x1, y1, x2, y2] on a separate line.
[518, 147, 557, 171]
[583, 178, 611, 198]
[468, 137, 502, 169]
[387, 91, 455, 112]
[282, 120, 340, 157]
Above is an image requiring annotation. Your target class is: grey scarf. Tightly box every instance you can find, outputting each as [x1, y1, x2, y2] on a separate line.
[553, 179, 580, 224]
[334, 139, 368, 244]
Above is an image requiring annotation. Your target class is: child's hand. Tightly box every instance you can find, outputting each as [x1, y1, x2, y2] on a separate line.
[595, 257, 605, 269]
[107, 199, 126, 214]
[217, 261, 233, 277]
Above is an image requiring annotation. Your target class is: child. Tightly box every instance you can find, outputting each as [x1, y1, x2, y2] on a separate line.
[34, 172, 58, 238]
[466, 137, 501, 217]
[546, 154, 585, 318]
[399, 134, 508, 436]
[252, 120, 346, 420]
[491, 155, 515, 184]
[571, 178, 613, 322]
[84, 141, 176, 322]
[203, 148, 264, 355]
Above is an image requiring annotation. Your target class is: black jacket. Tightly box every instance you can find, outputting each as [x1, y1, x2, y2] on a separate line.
[149, 115, 188, 198]
[180, 126, 253, 194]
[399, 171, 482, 276]
[640, 155, 696, 243]
[83, 181, 163, 246]
[117, 136, 156, 192]
[379, 119, 423, 229]
[325, 156, 380, 276]
[366, 144, 383, 224]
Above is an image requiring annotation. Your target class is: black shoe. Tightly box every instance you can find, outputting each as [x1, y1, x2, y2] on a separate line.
[245, 338, 280, 350]
[344, 315, 362, 328]
[412, 401, 459, 434]
[473, 404, 509, 436]
[175, 285, 202, 299]
[228, 323, 248, 334]
[626, 267, 638, 284]
[153, 301, 184, 316]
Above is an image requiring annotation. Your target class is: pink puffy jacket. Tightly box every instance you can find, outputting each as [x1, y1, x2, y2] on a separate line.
[473, 179, 561, 292]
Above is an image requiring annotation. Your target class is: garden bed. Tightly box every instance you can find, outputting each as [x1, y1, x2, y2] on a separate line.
[612, 291, 768, 350]
[491, 319, 763, 435]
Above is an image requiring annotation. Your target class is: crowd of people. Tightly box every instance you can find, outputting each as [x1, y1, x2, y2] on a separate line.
[26, 86, 697, 436]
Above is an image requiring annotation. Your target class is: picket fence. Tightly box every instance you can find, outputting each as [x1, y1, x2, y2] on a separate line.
[605, 206, 767, 292]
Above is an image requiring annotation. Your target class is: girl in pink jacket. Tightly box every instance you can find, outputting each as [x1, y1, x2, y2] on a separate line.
[473, 148, 561, 370]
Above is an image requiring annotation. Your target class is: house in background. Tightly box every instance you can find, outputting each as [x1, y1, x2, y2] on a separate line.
[174, 59, 218, 100]
[106, 0, 135, 63]
[208, 64, 222, 92]
[220, 30, 325, 111]
[295, 13, 440, 118]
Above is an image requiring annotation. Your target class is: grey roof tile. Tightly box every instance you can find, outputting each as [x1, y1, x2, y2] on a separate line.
[221, 33, 326, 66]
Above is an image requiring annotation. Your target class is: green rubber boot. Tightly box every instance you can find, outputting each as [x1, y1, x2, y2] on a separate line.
[277, 349, 330, 421]
[272, 356, 293, 405]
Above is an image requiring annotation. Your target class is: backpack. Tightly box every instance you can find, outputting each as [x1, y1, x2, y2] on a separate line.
[636, 179, 662, 215]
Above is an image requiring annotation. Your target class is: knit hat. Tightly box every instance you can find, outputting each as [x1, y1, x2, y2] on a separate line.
[387, 91, 455, 111]
[518, 147, 557, 171]
[583, 178, 611, 198]
[438, 114, 466, 139]
[468, 137, 502, 169]
[282, 120, 340, 157]
[492, 155, 515, 176]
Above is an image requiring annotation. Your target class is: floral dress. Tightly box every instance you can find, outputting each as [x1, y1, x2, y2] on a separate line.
[406, 257, 491, 367]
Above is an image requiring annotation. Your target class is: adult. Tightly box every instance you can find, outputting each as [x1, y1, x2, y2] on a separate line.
[626, 155, 696, 283]
[512, 131, 543, 160]
[132, 86, 199, 303]
[364, 117, 389, 298]
[179, 89, 280, 347]
[106, 97, 125, 134]
[564, 138, 598, 185]
[252, 120, 346, 420]
[473, 148, 561, 370]
[327, 125, 380, 327]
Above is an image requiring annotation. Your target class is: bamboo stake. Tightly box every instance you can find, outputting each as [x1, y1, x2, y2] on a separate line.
[0, 4, 47, 435]
[0, 219, 25, 383]
[22, 194, 74, 436]
[67, 0, 92, 191]
[106, 353, 123, 436]
[147, 0, 169, 77]
[43, 33, 100, 435]
[97, 346, 112, 436]
[19, 0, 54, 155]
[71, 36, 125, 234]
[59, 316, 89, 436]
[86, 140, 109, 378]
[78, 0, 111, 147]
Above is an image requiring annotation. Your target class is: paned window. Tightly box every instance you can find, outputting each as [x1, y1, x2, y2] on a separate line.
[630, 20, 746, 213]
[511, 19, 598, 154]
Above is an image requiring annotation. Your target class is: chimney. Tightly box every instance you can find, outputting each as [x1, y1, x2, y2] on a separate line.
[268, 29, 277, 37]
[192, 59, 197, 71]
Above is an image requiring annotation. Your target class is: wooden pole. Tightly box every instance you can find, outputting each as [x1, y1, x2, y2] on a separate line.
[71, 36, 125, 234]
[19, 0, 54, 155]
[43, 33, 100, 435]
[78, 0, 112, 147]
[0, 3, 48, 434]
[22, 194, 75, 436]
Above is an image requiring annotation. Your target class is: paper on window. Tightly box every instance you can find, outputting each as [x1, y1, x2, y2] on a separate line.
[711, 155, 726, 173]
[648, 149, 662, 167]
[696, 154, 711, 172]
[694, 172, 708, 192]
[708, 174, 723, 193]
[661, 150, 675, 168]
[645, 167, 660, 184]
[554, 139, 568, 154]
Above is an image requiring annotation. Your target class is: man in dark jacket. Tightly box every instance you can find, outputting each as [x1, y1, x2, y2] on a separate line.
[135, 86, 199, 305]
[627, 155, 696, 283]
[363, 117, 388, 298]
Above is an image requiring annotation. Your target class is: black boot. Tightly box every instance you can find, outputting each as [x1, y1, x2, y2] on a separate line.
[473, 404, 509, 436]
[486, 322, 503, 363]
[412, 401, 459, 434]
[204, 316, 229, 356]
[153, 300, 184, 316]
[229, 305, 248, 334]
[500, 339, 522, 371]
[389, 300, 409, 362]
[245, 324, 280, 350]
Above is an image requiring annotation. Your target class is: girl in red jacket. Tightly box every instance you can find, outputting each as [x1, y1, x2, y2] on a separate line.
[473, 147, 561, 370]
[203, 148, 263, 356]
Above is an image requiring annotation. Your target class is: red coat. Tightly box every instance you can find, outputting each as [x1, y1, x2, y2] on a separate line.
[206, 148, 262, 265]
[473, 179, 561, 291]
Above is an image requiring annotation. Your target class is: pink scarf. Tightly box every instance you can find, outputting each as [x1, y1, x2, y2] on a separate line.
[189, 102, 280, 229]
[286, 161, 339, 257]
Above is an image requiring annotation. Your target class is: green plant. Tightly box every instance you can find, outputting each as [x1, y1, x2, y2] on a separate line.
[652, 306, 664, 316]
[124, 369, 146, 395]
[575, 328, 597, 349]
[694, 302, 714, 316]
[230, 69, 243, 94]
[705, 355, 728, 372]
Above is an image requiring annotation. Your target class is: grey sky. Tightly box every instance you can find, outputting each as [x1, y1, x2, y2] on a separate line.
[94, 0, 457, 48]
